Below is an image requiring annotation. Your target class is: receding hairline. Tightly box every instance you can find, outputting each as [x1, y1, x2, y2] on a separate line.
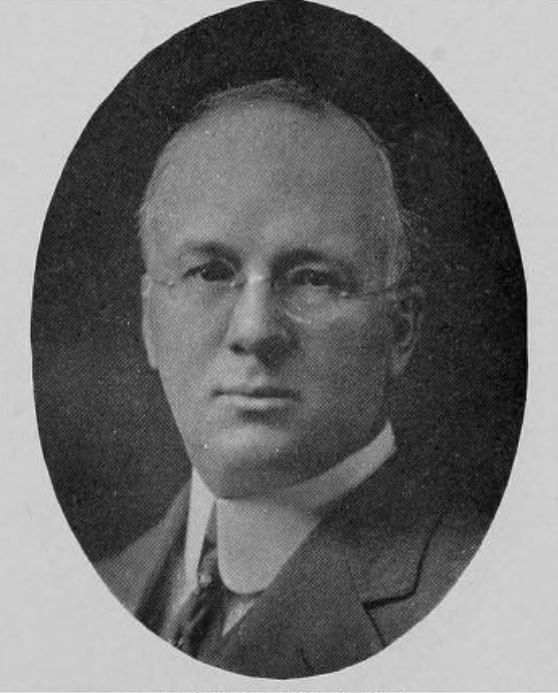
[138, 79, 413, 285]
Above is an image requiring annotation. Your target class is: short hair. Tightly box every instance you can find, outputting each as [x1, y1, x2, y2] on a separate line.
[138, 78, 414, 286]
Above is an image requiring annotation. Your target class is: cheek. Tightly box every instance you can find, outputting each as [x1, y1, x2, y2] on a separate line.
[150, 303, 222, 387]
[304, 311, 391, 398]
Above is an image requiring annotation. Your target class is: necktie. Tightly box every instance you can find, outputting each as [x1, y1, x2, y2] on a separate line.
[171, 545, 226, 657]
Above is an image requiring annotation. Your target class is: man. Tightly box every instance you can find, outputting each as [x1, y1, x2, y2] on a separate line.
[98, 79, 487, 678]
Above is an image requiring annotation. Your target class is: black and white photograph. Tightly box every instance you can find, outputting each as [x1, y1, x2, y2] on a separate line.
[2, 1, 556, 690]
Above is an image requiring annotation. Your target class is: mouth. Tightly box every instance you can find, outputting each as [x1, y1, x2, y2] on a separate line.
[213, 385, 300, 411]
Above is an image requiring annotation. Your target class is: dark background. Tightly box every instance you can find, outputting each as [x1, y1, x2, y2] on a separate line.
[32, 1, 526, 562]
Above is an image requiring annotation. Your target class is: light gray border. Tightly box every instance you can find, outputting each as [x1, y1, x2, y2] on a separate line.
[1, 1, 556, 690]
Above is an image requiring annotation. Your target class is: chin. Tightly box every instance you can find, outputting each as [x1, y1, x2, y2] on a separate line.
[194, 426, 311, 499]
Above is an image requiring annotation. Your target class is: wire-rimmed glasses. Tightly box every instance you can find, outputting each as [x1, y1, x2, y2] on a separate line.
[147, 258, 404, 325]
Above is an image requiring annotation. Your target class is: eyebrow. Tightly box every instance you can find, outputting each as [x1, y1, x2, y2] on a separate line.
[175, 241, 357, 268]
[272, 247, 353, 271]
[175, 241, 239, 263]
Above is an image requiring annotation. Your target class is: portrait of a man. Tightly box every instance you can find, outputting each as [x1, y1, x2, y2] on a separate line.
[32, 0, 526, 681]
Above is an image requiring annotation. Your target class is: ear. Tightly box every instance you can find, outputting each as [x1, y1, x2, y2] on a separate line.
[141, 274, 158, 370]
[389, 284, 424, 377]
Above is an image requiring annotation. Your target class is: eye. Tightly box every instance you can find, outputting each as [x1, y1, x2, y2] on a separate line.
[185, 259, 236, 283]
[286, 266, 344, 292]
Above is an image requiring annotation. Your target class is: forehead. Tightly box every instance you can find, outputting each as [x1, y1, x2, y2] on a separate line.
[142, 101, 401, 264]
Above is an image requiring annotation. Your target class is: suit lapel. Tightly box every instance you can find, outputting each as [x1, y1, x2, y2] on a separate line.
[340, 449, 444, 606]
[97, 486, 189, 617]
[214, 450, 443, 678]
[213, 513, 381, 678]
[100, 448, 444, 678]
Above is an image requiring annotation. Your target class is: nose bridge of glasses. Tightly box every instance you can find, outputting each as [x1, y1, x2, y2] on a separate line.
[235, 272, 270, 290]
[231, 272, 326, 331]
[224, 268, 296, 356]
[229, 271, 284, 329]
[233, 267, 341, 327]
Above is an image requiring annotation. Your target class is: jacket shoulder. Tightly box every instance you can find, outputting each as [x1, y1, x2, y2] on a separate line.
[96, 486, 189, 613]
[369, 498, 492, 644]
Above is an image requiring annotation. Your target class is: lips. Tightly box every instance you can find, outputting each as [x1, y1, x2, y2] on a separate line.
[213, 384, 299, 411]
[216, 385, 299, 399]
[214, 384, 299, 399]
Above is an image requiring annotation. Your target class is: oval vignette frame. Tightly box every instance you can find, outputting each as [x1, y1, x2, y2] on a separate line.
[31, 0, 527, 680]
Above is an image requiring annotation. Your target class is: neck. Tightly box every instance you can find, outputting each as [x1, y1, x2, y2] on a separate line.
[186, 421, 396, 594]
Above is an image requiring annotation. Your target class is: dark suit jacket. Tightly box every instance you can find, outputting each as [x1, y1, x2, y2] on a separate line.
[97, 449, 489, 679]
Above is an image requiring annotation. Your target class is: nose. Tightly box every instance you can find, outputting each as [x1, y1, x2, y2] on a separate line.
[225, 276, 296, 367]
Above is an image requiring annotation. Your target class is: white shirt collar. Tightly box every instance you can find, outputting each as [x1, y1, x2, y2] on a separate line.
[185, 421, 395, 595]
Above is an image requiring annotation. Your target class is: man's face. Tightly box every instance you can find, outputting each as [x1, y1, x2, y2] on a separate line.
[142, 102, 416, 498]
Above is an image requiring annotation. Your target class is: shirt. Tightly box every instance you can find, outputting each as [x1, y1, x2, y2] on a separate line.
[182, 421, 395, 632]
